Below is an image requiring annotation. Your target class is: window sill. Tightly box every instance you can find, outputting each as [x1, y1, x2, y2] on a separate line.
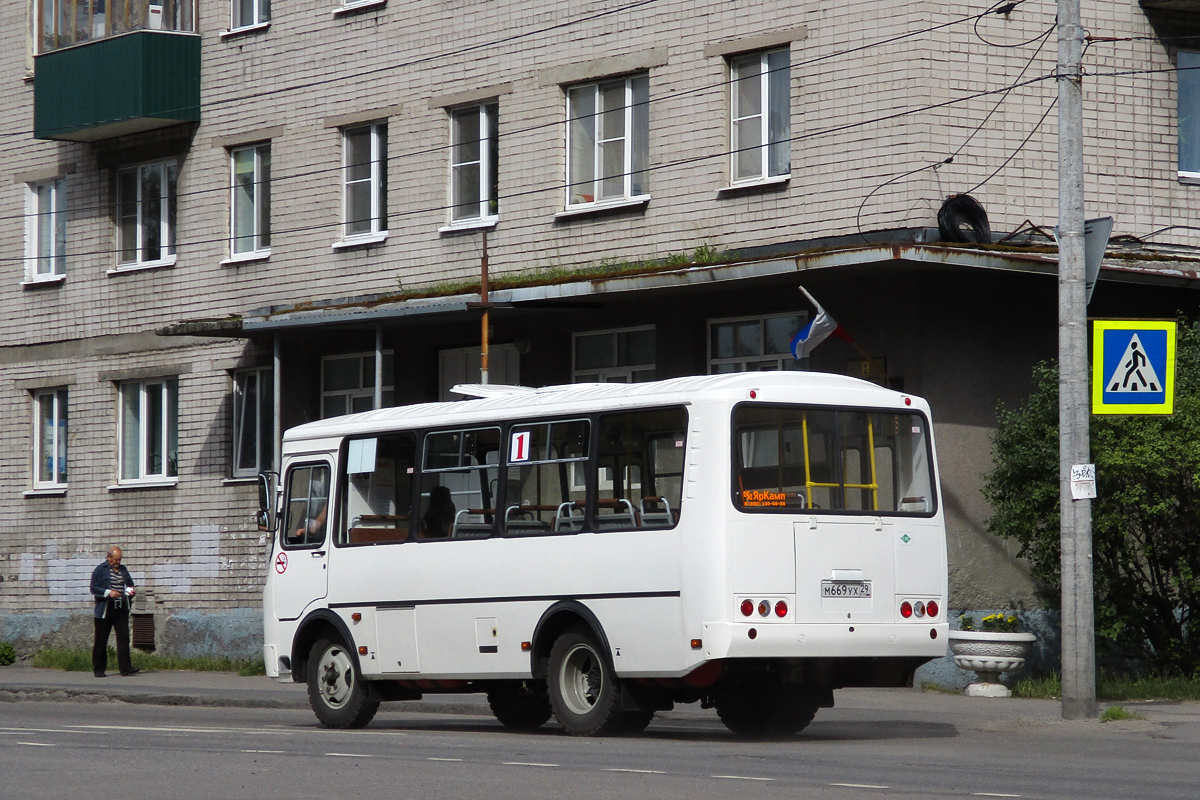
[220, 21, 270, 40]
[333, 0, 387, 16]
[332, 231, 389, 250]
[554, 195, 651, 220]
[1179, 171, 1200, 186]
[22, 274, 66, 288]
[25, 487, 67, 497]
[220, 250, 271, 267]
[107, 479, 179, 491]
[439, 216, 498, 234]
[107, 256, 177, 276]
[717, 174, 791, 196]
[223, 476, 261, 485]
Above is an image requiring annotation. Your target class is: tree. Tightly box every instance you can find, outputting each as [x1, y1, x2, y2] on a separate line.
[983, 322, 1200, 675]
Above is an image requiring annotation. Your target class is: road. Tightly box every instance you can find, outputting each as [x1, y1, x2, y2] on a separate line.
[1, 693, 1195, 799]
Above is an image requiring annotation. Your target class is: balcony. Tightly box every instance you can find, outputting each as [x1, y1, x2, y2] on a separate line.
[1141, 0, 1200, 14]
[33, 0, 199, 142]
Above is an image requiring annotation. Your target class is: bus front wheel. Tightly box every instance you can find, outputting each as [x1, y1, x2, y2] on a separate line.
[547, 628, 626, 736]
[307, 637, 379, 729]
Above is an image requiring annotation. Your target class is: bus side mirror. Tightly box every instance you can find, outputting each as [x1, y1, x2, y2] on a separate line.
[258, 472, 278, 532]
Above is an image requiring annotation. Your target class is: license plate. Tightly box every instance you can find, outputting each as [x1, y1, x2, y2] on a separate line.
[821, 580, 872, 598]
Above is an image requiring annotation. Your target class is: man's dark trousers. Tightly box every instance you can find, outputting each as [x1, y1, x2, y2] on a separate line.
[93, 603, 133, 676]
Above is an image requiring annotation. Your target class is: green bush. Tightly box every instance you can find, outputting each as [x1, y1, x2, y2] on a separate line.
[0, 641, 16, 666]
[983, 319, 1200, 675]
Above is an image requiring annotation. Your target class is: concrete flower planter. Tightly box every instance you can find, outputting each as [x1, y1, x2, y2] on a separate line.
[948, 630, 1037, 697]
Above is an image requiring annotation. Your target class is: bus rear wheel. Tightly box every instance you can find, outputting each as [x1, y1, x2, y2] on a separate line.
[307, 637, 379, 729]
[715, 683, 819, 738]
[487, 683, 553, 730]
[548, 628, 627, 736]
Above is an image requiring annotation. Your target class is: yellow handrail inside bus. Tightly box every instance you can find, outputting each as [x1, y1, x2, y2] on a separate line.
[802, 412, 880, 511]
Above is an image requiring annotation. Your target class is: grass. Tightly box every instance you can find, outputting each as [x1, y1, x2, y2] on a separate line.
[1011, 671, 1200, 702]
[31, 647, 265, 676]
[1100, 705, 1147, 722]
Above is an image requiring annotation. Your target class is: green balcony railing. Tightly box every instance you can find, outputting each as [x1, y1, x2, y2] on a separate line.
[34, 29, 200, 142]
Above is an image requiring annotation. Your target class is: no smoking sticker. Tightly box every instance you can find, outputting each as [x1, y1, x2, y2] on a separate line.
[275, 552, 288, 574]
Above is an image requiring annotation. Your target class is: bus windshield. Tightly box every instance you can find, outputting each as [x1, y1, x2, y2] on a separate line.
[732, 404, 935, 515]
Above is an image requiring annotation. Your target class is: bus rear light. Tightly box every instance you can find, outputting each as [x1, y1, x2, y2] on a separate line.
[774, 600, 788, 618]
[358, 646, 368, 655]
[351, 613, 362, 622]
[900, 601, 913, 618]
[740, 599, 754, 616]
[926, 600, 939, 618]
[690, 639, 703, 650]
[748, 628, 758, 640]
[757, 600, 771, 617]
[521, 641, 532, 651]
[914, 601, 926, 618]
[930, 628, 938, 639]
[749, 390, 758, 399]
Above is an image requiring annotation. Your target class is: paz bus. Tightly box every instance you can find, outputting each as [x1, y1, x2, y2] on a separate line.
[258, 372, 947, 736]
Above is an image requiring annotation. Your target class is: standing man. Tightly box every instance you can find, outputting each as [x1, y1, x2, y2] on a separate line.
[90, 546, 140, 678]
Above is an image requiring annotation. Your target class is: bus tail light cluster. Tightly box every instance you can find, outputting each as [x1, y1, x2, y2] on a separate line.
[899, 599, 940, 619]
[738, 597, 790, 619]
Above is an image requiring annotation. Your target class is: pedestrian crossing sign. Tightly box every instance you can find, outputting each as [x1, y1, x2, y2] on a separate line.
[1092, 320, 1176, 415]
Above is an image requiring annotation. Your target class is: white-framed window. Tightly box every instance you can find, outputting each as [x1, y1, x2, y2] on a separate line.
[230, 143, 271, 257]
[708, 313, 806, 373]
[116, 161, 178, 267]
[25, 178, 66, 281]
[1179, 50, 1200, 180]
[342, 123, 388, 240]
[233, 367, 273, 477]
[232, 0, 270, 30]
[730, 48, 791, 183]
[322, 352, 394, 418]
[33, 388, 68, 489]
[566, 74, 649, 206]
[36, 0, 197, 53]
[572, 326, 656, 383]
[450, 102, 499, 223]
[119, 378, 178, 482]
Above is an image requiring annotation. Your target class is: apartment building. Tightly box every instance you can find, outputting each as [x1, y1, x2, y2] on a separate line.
[2, 0, 1198, 657]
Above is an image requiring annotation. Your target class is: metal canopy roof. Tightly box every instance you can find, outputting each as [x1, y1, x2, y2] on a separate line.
[158, 241, 1200, 338]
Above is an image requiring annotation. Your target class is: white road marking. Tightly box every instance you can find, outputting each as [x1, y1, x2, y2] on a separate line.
[241, 749, 286, 754]
[428, 758, 464, 762]
[830, 783, 890, 790]
[603, 768, 666, 775]
[326, 752, 376, 758]
[713, 775, 775, 782]
[973, 794, 1022, 798]
[17, 742, 56, 747]
[503, 762, 560, 768]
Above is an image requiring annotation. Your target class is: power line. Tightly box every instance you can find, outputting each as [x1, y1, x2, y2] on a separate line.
[1, 70, 1065, 267]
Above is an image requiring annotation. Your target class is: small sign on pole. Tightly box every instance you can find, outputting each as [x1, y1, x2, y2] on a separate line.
[1070, 463, 1096, 500]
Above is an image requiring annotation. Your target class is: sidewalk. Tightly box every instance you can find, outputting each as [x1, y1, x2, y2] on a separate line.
[3, 663, 1198, 739]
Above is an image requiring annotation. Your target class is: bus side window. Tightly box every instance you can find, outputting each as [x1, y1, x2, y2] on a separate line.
[504, 420, 588, 536]
[419, 427, 500, 540]
[594, 407, 686, 531]
[341, 434, 415, 545]
[282, 464, 330, 547]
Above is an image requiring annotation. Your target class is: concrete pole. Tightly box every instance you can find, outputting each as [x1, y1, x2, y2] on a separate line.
[480, 229, 490, 386]
[1057, 0, 1098, 720]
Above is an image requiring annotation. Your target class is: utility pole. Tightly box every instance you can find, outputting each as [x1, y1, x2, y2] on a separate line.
[1057, 0, 1098, 720]
[480, 229, 490, 386]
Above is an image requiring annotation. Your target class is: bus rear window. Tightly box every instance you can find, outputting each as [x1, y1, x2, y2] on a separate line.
[732, 404, 935, 515]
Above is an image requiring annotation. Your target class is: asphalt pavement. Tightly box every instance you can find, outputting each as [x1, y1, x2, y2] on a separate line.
[3, 663, 1199, 742]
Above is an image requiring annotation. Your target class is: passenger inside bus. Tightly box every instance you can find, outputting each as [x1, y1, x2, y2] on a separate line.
[422, 485, 456, 538]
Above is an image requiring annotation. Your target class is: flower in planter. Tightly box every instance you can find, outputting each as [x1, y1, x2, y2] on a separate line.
[960, 613, 1021, 633]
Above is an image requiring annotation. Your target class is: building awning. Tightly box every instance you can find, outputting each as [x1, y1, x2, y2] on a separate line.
[157, 239, 1200, 338]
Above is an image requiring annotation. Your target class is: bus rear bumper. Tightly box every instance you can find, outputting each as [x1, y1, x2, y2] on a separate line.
[701, 621, 949, 661]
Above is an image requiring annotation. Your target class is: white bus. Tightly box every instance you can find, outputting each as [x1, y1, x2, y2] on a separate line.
[259, 372, 947, 736]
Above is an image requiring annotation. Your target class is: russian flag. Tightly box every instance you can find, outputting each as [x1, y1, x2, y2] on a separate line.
[790, 287, 852, 360]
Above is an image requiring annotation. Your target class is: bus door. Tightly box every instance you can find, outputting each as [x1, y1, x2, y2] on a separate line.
[273, 461, 332, 620]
